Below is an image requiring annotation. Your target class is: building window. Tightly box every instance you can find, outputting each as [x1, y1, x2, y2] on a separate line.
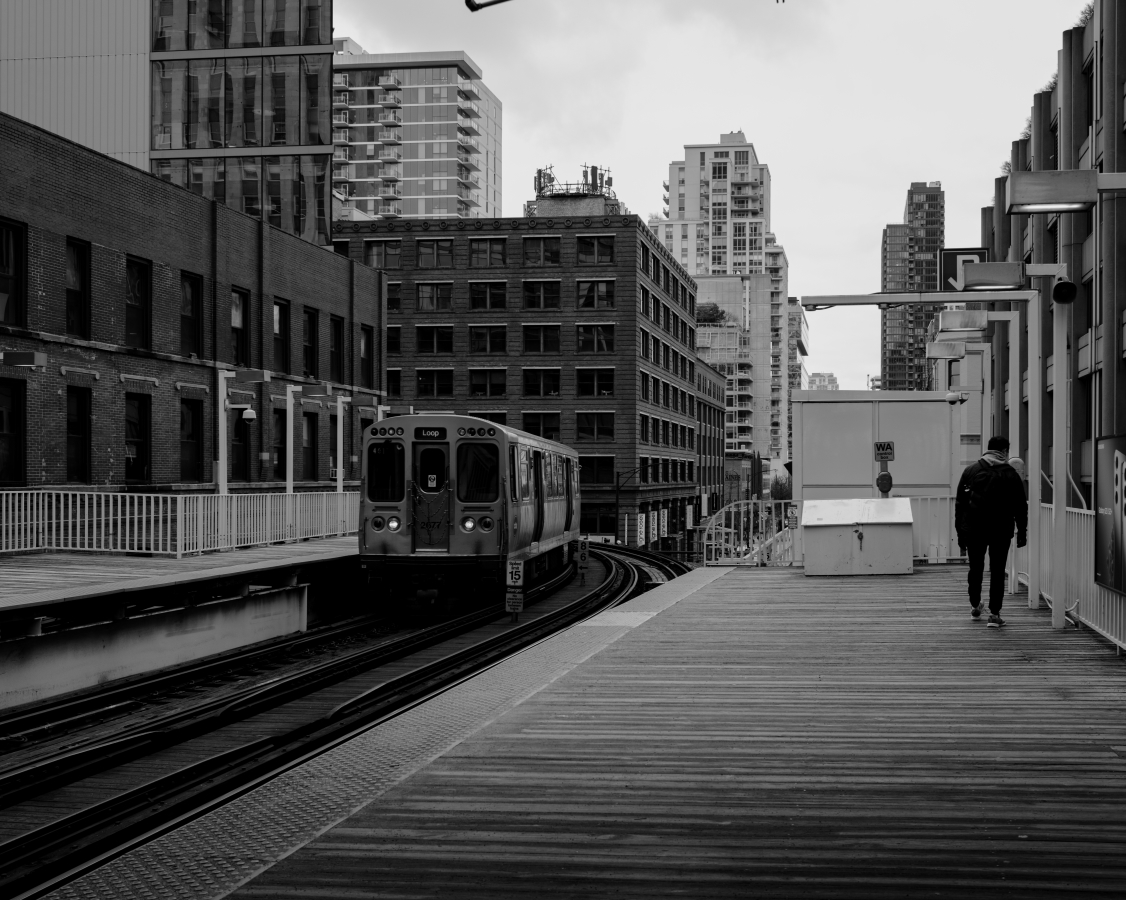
[640, 373, 649, 401]
[576, 324, 614, 352]
[523, 325, 560, 353]
[0, 218, 26, 328]
[180, 398, 203, 481]
[576, 412, 614, 441]
[181, 272, 203, 357]
[523, 368, 560, 397]
[639, 456, 649, 483]
[329, 316, 343, 381]
[360, 325, 374, 388]
[650, 456, 659, 483]
[417, 239, 453, 268]
[417, 326, 453, 353]
[0, 379, 26, 486]
[333, 240, 349, 257]
[523, 237, 561, 266]
[364, 240, 401, 269]
[65, 239, 91, 339]
[302, 308, 318, 377]
[125, 257, 151, 349]
[469, 369, 506, 397]
[469, 238, 506, 267]
[578, 456, 614, 485]
[577, 235, 614, 264]
[523, 412, 561, 440]
[523, 281, 561, 309]
[386, 325, 401, 353]
[232, 415, 250, 482]
[417, 369, 454, 397]
[662, 382, 670, 407]
[469, 325, 506, 353]
[386, 369, 401, 397]
[577, 281, 614, 309]
[641, 288, 649, 318]
[661, 419, 670, 445]
[577, 368, 614, 397]
[231, 288, 250, 365]
[66, 386, 91, 483]
[387, 282, 401, 310]
[417, 283, 452, 311]
[124, 393, 152, 483]
[302, 412, 318, 481]
[273, 299, 290, 373]
[470, 282, 506, 309]
[639, 414, 650, 444]
[272, 408, 287, 480]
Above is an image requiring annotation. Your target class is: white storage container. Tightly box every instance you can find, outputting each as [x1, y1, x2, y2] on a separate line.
[801, 498, 914, 576]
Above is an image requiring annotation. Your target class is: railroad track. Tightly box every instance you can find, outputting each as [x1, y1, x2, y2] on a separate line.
[0, 547, 666, 900]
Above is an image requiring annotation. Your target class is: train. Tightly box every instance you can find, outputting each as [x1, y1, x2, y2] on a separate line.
[359, 414, 581, 606]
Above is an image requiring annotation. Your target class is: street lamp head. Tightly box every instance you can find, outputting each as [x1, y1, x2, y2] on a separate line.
[1005, 170, 1097, 215]
[241, 408, 257, 422]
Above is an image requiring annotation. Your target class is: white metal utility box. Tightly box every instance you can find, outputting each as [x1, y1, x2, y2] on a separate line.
[801, 498, 914, 576]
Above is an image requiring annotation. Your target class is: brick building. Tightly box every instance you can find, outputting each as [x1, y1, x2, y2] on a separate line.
[0, 111, 384, 492]
[332, 197, 723, 550]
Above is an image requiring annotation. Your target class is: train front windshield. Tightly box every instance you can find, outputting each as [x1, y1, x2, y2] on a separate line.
[367, 441, 404, 501]
[456, 444, 499, 502]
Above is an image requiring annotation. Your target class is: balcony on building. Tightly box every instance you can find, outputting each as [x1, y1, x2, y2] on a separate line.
[380, 166, 401, 182]
[378, 147, 403, 164]
[378, 129, 402, 145]
[332, 111, 350, 126]
[458, 151, 480, 171]
[457, 135, 480, 153]
[458, 116, 481, 136]
[333, 73, 350, 88]
[332, 129, 350, 145]
[378, 75, 402, 91]
[333, 91, 350, 108]
[457, 186, 480, 206]
[378, 182, 402, 200]
[377, 110, 402, 127]
[332, 164, 349, 183]
[457, 76, 481, 100]
[457, 97, 480, 117]
[332, 146, 350, 161]
[456, 172, 480, 189]
[377, 92, 401, 109]
[380, 201, 402, 218]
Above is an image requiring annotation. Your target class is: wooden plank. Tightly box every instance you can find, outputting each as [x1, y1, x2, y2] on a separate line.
[234, 567, 1126, 897]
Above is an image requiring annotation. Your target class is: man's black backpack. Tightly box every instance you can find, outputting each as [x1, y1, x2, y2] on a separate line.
[966, 462, 1008, 513]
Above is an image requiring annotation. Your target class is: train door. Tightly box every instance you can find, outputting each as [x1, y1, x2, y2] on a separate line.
[532, 449, 545, 542]
[564, 457, 574, 531]
[412, 442, 449, 551]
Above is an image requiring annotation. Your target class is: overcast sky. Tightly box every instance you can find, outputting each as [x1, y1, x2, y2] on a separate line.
[336, 0, 1090, 389]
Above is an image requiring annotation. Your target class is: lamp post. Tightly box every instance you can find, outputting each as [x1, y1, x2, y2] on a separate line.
[614, 465, 646, 546]
[217, 368, 270, 495]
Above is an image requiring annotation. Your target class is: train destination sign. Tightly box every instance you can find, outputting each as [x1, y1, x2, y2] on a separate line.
[874, 441, 895, 462]
[414, 427, 447, 440]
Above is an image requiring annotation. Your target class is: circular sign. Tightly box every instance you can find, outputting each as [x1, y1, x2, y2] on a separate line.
[876, 471, 893, 494]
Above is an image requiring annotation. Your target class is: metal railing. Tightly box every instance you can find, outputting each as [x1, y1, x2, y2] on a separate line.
[0, 491, 358, 559]
[702, 500, 799, 566]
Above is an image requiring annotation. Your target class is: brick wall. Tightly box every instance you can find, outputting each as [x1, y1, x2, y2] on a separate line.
[0, 112, 384, 491]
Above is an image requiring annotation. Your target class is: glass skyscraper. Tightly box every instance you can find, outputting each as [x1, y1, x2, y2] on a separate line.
[331, 44, 501, 221]
[148, 0, 335, 244]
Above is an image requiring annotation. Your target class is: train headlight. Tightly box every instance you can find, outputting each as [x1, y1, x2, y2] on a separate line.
[460, 516, 477, 532]
[458, 428, 466, 436]
[372, 516, 386, 531]
[387, 516, 402, 532]
[487, 428, 496, 436]
[478, 516, 494, 532]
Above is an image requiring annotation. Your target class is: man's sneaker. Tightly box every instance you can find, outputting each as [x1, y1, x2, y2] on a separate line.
[987, 614, 1006, 628]
[971, 603, 982, 619]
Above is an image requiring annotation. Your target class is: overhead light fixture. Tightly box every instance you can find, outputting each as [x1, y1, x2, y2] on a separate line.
[926, 341, 966, 360]
[962, 261, 1025, 291]
[937, 310, 989, 332]
[1005, 170, 1097, 215]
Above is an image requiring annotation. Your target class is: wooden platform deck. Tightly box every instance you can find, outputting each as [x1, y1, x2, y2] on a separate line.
[0, 536, 357, 614]
[233, 566, 1126, 898]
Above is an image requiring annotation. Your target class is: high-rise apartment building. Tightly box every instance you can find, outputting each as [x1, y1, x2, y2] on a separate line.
[652, 132, 795, 471]
[809, 372, 839, 391]
[880, 181, 945, 390]
[331, 41, 501, 222]
[0, 0, 336, 245]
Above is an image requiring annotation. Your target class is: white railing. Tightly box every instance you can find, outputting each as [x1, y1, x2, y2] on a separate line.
[702, 500, 799, 566]
[1008, 503, 1126, 651]
[0, 491, 359, 559]
[908, 496, 960, 563]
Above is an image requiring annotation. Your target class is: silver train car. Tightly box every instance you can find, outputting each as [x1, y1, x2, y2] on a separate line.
[359, 414, 581, 603]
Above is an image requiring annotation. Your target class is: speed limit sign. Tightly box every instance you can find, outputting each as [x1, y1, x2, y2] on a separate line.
[506, 561, 524, 613]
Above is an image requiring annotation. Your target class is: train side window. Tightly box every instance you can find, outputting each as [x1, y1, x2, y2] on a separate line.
[520, 448, 532, 500]
[457, 444, 500, 502]
[510, 445, 519, 502]
[367, 441, 404, 502]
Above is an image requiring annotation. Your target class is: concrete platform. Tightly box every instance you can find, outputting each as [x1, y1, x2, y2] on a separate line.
[48, 566, 1126, 898]
[0, 536, 356, 615]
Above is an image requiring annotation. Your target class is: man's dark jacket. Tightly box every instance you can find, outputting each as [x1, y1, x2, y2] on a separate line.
[955, 455, 1028, 545]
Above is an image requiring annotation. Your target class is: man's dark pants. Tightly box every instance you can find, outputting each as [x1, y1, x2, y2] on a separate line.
[966, 534, 1012, 615]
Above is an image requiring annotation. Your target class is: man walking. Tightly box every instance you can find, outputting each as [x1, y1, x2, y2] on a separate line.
[955, 436, 1028, 627]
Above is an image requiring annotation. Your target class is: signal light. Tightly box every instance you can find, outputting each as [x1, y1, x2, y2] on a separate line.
[460, 516, 477, 532]
[372, 516, 386, 531]
[387, 516, 402, 532]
